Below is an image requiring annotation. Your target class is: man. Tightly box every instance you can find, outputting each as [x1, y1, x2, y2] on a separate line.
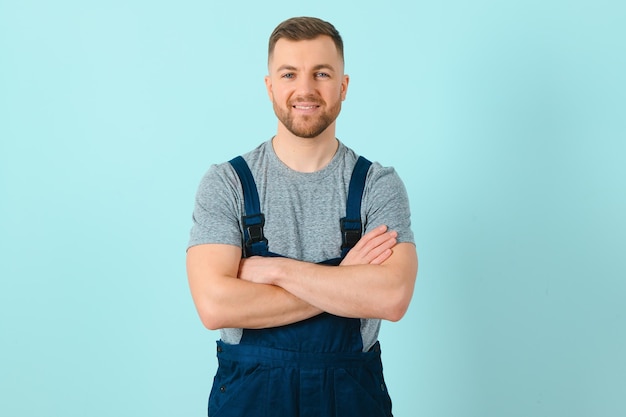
[187, 16, 417, 417]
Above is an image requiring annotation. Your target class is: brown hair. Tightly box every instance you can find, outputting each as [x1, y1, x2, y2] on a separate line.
[268, 17, 344, 62]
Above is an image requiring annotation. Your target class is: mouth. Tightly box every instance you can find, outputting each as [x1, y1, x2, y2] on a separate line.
[292, 103, 321, 110]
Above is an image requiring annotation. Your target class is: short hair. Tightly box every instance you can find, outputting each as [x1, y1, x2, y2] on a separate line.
[268, 17, 344, 63]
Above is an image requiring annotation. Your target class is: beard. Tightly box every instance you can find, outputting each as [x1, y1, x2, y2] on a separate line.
[273, 94, 342, 139]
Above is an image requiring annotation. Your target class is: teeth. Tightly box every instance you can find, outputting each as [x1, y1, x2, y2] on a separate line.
[294, 105, 316, 110]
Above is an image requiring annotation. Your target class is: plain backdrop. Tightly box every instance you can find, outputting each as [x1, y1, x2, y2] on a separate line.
[1, 1, 625, 416]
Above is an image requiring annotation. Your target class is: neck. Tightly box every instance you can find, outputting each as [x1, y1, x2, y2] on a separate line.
[272, 124, 339, 172]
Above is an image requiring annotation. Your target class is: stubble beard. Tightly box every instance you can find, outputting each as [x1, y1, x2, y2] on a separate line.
[273, 95, 342, 139]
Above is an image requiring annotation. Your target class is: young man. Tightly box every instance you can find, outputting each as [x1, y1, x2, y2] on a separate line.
[187, 16, 418, 417]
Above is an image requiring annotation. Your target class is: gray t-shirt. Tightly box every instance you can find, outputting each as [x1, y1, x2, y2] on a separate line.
[188, 139, 414, 351]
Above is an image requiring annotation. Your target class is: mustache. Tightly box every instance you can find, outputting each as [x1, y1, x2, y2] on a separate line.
[289, 96, 325, 106]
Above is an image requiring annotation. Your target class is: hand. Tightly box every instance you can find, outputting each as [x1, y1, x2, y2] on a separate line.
[340, 225, 397, 266]
[238, 256, 282, 285]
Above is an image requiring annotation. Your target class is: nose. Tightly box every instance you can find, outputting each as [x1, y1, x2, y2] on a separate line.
[294, 75, 316, 96]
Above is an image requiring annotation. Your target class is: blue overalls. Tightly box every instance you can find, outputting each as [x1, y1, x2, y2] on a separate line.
[207, 156, 393, 417]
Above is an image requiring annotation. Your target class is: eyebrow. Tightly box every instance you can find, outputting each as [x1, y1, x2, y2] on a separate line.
[275, 64, 337, 73]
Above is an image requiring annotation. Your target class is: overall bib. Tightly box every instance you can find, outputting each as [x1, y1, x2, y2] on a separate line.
[207, 156, 393, 417]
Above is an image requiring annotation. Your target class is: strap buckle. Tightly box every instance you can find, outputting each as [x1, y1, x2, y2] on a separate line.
[242, 213, 268, 256]
[340, 218, 362, 251]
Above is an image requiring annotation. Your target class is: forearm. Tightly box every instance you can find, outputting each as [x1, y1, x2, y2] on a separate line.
[276, 263, 411, 321]
[192, 277, 322, 330]
[187, 244, 322, 331]
[241, 243, 417, 321]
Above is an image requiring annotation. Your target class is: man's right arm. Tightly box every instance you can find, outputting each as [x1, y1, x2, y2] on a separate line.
[187, 164, 315, 330]
[186, 243, 322, 330]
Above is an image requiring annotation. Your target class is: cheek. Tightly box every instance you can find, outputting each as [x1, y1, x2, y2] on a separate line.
[271, 87, 290, 103]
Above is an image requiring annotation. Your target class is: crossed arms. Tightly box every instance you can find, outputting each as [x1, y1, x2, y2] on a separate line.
[186, 225, 418, 331]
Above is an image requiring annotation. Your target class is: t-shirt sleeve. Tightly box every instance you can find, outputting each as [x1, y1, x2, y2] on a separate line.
[362, 165, 415, 245]
[187, 164, 243, 250]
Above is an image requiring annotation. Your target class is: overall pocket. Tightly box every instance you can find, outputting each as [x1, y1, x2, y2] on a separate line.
[333, 366, 393, 417]
[208, 358, 269, 417]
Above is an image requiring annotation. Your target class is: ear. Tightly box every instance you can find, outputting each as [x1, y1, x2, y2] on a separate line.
[341, 74, 350, 101]
[264, 75, 274, 101]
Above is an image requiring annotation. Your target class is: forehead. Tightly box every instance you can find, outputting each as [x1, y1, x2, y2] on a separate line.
[269, 36, 343, 70]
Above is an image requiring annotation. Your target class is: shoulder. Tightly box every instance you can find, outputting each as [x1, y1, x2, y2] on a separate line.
[195, 161, 238, 200]
[196, 141, 271, 195]
[367, 162, 403, 186]
[337, 144, 407, 196]
[345, 149, 414, 242]
[340, 143, 403, 181]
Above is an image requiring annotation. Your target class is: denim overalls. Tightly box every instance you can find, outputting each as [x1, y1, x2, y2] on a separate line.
[207, 156, 393, 417]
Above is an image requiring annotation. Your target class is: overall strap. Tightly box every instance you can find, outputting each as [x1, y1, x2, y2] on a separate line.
[228, 156, 268, 257]
[340, 156, 372, 257]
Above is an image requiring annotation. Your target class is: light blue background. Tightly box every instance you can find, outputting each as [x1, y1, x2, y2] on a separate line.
[1, 1, 625, 416]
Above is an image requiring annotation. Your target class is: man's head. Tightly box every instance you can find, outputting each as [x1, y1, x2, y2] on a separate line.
[268, 17, 344, 65]
[265, 17, 348, 139]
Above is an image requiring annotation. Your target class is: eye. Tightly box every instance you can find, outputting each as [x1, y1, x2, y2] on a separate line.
[315, 72, 330, 79]
[281, 73, 295, 79]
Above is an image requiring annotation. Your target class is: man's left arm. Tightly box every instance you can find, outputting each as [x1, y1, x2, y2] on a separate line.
[238, 241, 417, 321]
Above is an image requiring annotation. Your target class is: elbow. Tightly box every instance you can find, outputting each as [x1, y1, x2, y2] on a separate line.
[383, 297, 411, 322]
[200, 315, 223, 331]
[381, 251, 417, 322]
[380, 279, 415, 322]
[386, 309, 406, 323]
[196, 302, 226, 331]
[190, 281, 234, 331]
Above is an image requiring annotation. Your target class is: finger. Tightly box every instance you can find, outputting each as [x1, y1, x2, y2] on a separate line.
[359, 231, 397, 255]
[362, 237, 397, 262]
[370, 248, 393, 265]
[352, 225, 388, 250]
[340, 227, 397, 266]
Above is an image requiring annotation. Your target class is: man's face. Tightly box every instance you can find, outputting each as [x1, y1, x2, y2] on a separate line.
[265, 36, 349, 139]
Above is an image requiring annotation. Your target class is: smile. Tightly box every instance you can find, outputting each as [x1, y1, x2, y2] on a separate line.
[293, 105, 319, 110]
